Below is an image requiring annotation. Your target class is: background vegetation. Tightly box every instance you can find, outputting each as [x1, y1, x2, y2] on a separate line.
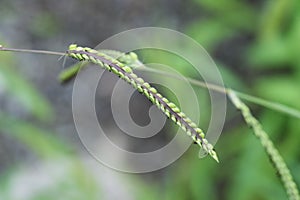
[0, 0, 299, 199]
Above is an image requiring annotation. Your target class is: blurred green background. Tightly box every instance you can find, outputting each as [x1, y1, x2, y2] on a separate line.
[0, 0, 299, 199]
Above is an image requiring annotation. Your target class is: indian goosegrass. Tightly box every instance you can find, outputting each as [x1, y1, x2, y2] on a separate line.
[1, 44, 219, 162]
[1, 44, 300, 198]
[228, 90, 300, 200]
[66, 44, 219, 162]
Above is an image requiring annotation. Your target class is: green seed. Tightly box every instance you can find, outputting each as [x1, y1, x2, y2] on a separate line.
[123, 66, 132, 73]
[149, 87, 157, 94]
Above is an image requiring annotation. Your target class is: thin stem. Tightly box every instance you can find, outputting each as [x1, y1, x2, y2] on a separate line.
[136, 67, 300, 119]
[234, 91, 300, 119]
[136, 66, 227, 94]
[0, 45, 65, 56]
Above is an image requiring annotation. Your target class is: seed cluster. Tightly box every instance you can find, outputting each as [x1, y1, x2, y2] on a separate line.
[67, 44, 219, 162]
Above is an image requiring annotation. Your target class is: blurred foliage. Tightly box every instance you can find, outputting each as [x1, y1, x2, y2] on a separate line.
[139, 0, 300, 199]
[170, 0, 300, 199]
[1, 0, 300, 200]
[0, 48, 53, 121]
[0, 41, 101, 199]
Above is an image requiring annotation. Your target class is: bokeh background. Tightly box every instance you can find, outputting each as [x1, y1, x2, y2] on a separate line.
[0, 0, 300, 199]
